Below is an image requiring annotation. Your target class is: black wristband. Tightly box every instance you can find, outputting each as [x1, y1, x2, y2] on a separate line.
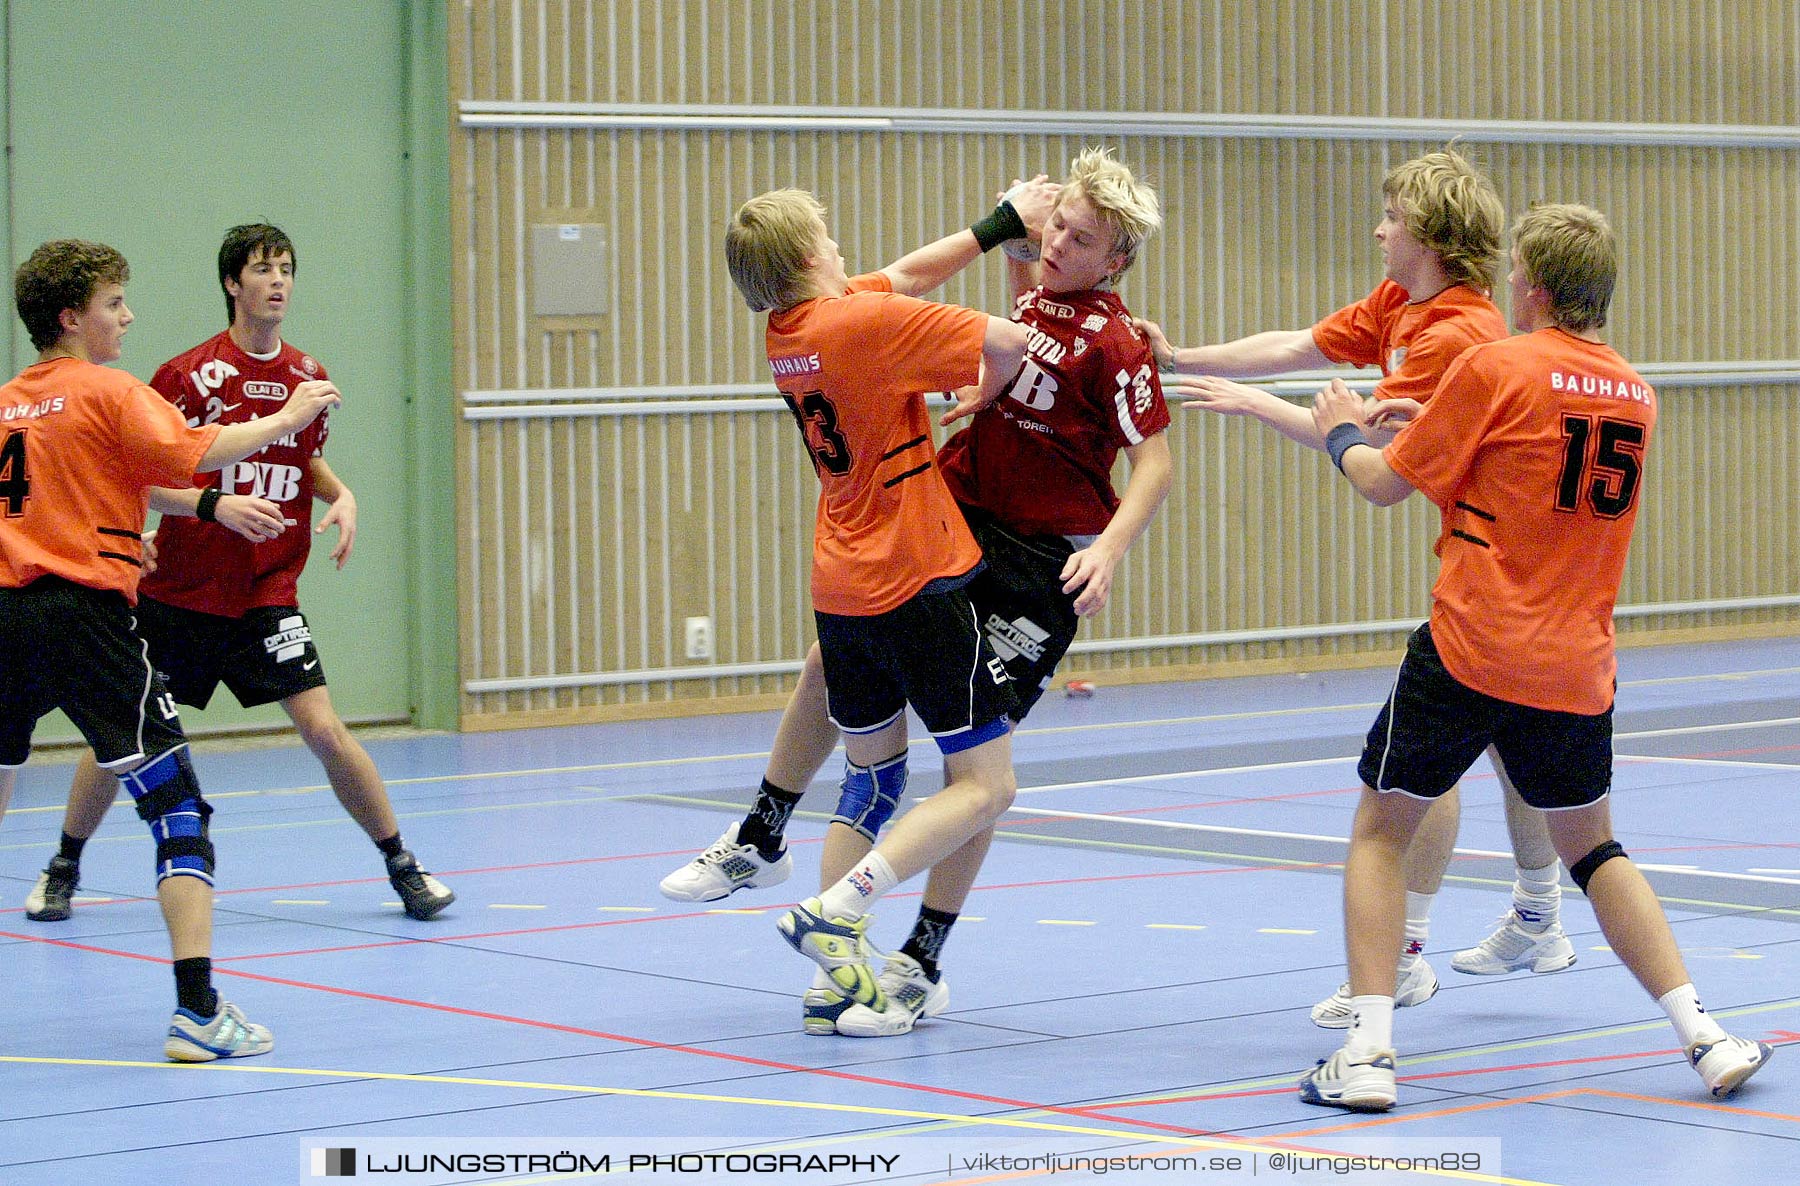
[970, 200, 1028, 252]
[196, 487, 222, 523]
[1324, 422, 1371, 473]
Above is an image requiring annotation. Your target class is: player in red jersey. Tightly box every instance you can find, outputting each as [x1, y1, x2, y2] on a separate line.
[1299, 204, 1770, 1109]
[1, 239, 338, 1058]
[23, 225, 454, 925]
[672, 150, 1171, 1037]
[1138, 150, 1575, 1025]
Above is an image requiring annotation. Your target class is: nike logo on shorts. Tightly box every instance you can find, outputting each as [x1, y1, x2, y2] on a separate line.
[302, 660, 318, 670]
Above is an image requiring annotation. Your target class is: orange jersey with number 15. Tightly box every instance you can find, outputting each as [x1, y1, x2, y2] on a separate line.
[1385, 328, 1656, 714]
[766, 272, 990, 617]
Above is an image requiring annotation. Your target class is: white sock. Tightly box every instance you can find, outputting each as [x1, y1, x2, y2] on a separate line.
[816, 850, 898, 921]
[810, 967, 834, 991]
[1512, 861, 1561, 932]
[1402, 891, 1434, 961]
[1346, 995, 1395, 1058]
[1658, 983, 1726, 1048]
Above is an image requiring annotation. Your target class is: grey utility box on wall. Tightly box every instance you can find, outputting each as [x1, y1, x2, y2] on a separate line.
[531, 223, 609, 317]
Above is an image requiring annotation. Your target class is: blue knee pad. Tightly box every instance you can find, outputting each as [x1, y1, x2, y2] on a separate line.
[116, 747, 215, 885]
[833, 752, 908, 841]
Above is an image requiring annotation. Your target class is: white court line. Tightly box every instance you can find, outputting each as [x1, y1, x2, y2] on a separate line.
[13, 701, 1794, 811]
[1002, 805, 1800, 886]
[1617, 753, 1800, 773]
[1614, 715, 1800, 741]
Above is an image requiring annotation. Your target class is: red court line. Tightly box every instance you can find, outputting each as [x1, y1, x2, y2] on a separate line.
[0, 927, 1224, 1140]
[217, 857, 1338, 963]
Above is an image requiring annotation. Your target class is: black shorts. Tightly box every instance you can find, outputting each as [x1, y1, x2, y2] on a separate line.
[1357, 622, 1613, 810]
[815, 576, 1017, 755]
[0, 577, 188, 768]
[962, 507, 1082, 721]
[137, 598, 327, 710]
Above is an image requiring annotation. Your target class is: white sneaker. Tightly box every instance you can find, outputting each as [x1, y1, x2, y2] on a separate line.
[1452, 913, 1577, 976]
[165, 1000, 274, 1062]
[1688, 1035, 1773, 1098]
[776, 898, 884, 1009]
[1299, 1046, 1398, 1111]
[659, 823, 793, 902]
[802, 987, 855, 1034]
[1311, 958, 1438, 1029]
[835, 953, 950, 1037]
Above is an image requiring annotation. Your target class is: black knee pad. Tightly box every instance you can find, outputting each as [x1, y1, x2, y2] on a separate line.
[1570, 839, 1627, 894]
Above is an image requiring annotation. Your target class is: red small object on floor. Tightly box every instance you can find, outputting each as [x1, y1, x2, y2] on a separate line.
[1064, 678, 1096, 698]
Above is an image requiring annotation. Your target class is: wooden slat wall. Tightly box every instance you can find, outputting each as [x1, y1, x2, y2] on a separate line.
[450, 0, 1800, 725]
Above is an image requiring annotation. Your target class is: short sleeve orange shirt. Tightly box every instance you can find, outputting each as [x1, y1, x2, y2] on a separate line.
[1312, 280, 1506, 406]
[765, 273, 990, 616]
[0, 357, 220, 602]
[1384, 329, 1657, 714]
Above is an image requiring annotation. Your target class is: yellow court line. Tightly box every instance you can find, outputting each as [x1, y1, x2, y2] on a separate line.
[0, 1056, 1556, 1186]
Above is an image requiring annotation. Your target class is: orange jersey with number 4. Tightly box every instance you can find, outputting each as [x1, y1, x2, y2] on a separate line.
[1385, 328, 1656, 714]
[766, 272, 989, 616]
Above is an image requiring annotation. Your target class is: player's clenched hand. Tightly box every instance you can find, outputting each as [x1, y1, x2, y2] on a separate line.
[216, 495, 286, 543]
[282, 380, 341, 432]
[1311, 377, 1364, 435]
[998, 174, 1060, 238]
[142, 534, 159, 576]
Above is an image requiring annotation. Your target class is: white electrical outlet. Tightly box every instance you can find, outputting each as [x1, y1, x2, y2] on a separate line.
[684, 616, 714, 660]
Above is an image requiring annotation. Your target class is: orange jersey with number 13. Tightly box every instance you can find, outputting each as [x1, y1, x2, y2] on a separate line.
[766, 272, 989, 617]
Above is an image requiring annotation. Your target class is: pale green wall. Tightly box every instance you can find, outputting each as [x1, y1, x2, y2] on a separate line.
[2, 0, 456, 736]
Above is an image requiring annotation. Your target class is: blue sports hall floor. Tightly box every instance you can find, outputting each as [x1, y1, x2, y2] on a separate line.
[2, 635, 1795, 1186]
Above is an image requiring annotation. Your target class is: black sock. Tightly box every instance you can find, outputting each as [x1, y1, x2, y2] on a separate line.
[900, 906, 959, 982]
[57, 832, 88, 864]
[173, 957, 219, 1017]
[375, 834, 406, 860]
[735, 779, 802, 859]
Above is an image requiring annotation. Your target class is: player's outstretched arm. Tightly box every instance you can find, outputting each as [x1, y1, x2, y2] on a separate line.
[1060, 432, 1173, 616]
[149, 487, 286, 542]
[198, 380, 340, 472]
[310, 457, 358, 569]
[1168, 373, 1329, 450]
[1137, 319, 1330, 380]
[1313, 379, 1414, 506]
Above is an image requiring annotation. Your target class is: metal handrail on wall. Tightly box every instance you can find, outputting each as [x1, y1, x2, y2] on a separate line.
[457, 102, 1800, 150]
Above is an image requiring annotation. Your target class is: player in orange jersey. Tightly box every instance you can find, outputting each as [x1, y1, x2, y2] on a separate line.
[675, 156, 1171, 1038]
[23, 224, 453, 928]
[0, 239, 337, 1060]
[724, 185, 1037, 1018]
[1297, 204, 1771, 1110]
[1138, 150, 1575, 1025]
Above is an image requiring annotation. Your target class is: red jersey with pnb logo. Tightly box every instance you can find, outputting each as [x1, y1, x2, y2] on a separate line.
[138, 332, 331, 617]
[939, 286, 1169, 536]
